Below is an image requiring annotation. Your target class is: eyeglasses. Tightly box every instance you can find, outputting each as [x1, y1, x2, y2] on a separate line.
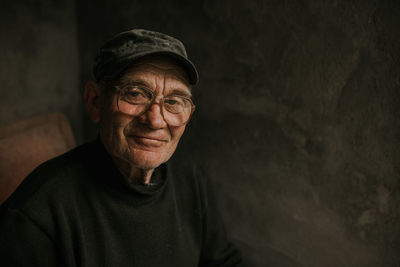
[115, 84, 195, 126]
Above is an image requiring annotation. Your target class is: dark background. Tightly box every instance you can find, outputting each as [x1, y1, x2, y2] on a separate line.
[1, 0, 400, 266]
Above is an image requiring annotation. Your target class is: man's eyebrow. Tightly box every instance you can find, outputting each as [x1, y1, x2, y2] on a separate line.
[119, 78, 192, 97]
[169, 88, 192, 97]
[119, 79, 151, 88]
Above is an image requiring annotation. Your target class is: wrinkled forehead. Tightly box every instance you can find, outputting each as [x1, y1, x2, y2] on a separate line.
[119, 56, 191, 87]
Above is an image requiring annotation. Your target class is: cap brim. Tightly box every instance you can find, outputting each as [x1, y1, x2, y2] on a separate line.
[98, 50, 199, 86]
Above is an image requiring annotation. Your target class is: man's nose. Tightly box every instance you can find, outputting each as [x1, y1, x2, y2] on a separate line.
[139, 98, 167, 129]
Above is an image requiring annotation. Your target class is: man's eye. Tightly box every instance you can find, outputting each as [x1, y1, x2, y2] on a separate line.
[165, 96, 186, 107]
[164, 96, 190, 114]
[122, 87, 152, 103]
[165, 99, 178, 105]
[128, 91, 143, 98]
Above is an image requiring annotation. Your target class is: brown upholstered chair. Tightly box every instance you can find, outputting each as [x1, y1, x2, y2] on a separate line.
[0, 112, 75, 204]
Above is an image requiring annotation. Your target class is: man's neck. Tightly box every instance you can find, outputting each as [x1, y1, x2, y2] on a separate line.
[111, 156, 155, 184]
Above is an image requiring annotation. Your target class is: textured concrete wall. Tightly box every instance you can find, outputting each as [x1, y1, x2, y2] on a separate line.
[0, 0, 82, 142]
[76, 1, 400, 266]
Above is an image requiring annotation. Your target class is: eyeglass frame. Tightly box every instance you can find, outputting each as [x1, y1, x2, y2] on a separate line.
[114, 84, 196, 126]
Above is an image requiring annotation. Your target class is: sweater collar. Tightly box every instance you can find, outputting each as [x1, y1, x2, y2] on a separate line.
[88, 137, 168, 202]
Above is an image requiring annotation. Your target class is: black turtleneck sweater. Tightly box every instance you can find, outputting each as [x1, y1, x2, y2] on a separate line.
[0, 140, 242, 267]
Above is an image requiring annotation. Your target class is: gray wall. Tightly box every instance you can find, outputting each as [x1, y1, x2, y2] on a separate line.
[77, 1, 400, 266]
[0, 0, 82, 142]
[2, 0, 400, 266]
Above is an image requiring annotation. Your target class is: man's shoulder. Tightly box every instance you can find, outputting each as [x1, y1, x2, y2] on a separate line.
[1, 141, 95, 210]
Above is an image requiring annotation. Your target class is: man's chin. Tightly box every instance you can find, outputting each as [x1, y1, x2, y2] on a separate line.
[125, 148, 166, 170]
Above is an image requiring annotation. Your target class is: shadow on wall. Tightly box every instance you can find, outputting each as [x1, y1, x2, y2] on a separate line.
[0, 0, 83, 143]
[170, 1, 400, 266]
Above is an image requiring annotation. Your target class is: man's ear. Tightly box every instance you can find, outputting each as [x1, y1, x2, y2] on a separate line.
[83, 81, 103, 123]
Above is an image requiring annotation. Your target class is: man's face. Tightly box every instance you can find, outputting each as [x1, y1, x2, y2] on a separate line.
[98, 57, 191, 170]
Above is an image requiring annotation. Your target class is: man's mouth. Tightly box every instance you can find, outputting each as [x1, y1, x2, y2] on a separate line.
[128, 135, 168, 147]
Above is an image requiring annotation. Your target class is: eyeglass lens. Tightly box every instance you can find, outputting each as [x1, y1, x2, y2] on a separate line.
[117, 87, 193, 126]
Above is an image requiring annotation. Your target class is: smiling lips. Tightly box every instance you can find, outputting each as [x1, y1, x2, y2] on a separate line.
[128, 135, 168, 147]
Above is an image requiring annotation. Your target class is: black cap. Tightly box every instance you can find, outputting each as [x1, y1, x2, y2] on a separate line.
[93, 29, 199, 85]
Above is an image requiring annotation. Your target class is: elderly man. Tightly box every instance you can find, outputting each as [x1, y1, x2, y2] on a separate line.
[0, 29, 242, 266]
